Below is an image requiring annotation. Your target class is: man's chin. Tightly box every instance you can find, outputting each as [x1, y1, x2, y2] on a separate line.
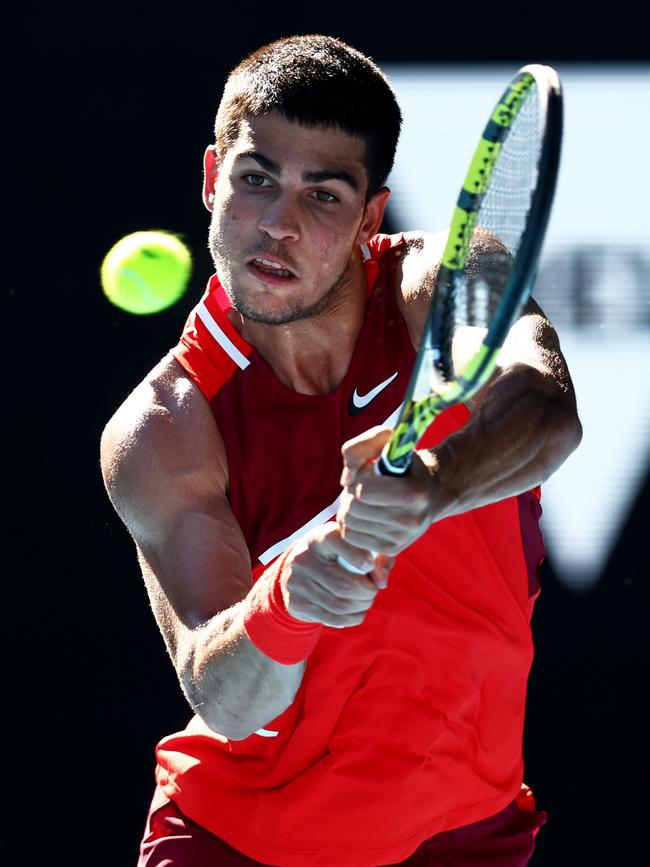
[230, 297, 323, 326]
[229, 280, 345, 326]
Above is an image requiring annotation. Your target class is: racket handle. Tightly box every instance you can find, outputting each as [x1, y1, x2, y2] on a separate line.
[376, 445, 411, 477]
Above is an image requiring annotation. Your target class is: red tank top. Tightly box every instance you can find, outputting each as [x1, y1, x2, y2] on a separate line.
[156, 234, 545, 866]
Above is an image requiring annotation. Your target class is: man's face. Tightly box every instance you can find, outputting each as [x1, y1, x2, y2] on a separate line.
[205, 112, 386, 325]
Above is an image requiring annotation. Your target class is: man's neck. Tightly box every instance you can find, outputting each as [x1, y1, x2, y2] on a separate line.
[230, 254, 368, 395]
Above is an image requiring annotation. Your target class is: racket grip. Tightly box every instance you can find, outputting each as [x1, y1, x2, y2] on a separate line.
[376, 446, 411, 477]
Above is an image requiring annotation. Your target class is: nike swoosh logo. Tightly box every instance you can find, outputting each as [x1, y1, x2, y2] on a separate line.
[349, 372, 398, 415]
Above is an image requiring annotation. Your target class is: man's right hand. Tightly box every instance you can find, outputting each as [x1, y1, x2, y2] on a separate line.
[280, 522, 391, 629]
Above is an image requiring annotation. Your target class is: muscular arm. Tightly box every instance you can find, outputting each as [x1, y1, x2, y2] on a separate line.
[100, 356, 307, 740]
[101, 356, 381, 738]
[403, 229, 582, 515]
[338, 232, 582, 555]
[425, 299, 583, 521]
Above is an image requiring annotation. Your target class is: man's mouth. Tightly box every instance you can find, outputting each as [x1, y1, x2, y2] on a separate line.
[249, 256, 296, 279]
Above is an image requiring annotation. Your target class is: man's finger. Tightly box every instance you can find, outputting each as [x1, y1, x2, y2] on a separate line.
[347, 469, 421, 506]
[340, 426, 392, 485]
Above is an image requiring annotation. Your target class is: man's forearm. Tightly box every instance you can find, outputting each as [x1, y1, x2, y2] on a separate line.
[181, 601, 307, 741]
[425, 363, 582, 522]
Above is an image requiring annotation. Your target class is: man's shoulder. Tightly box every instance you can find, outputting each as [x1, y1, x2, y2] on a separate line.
[400, 229, 448, 258]
[397, 227, 508, 302]
[101, 355, 222, 492]
[103, 354, 199, 440]
[100, 353, 228, 539]
[396, 230, 447, 299]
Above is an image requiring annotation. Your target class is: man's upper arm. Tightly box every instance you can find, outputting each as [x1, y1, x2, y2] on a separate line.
[459, 295, 576, 398]
[100, 357, 253, 669]
[396, 230, 579, 411]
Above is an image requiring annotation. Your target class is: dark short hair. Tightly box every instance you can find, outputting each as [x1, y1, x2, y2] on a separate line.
[214, 35, 402, 197]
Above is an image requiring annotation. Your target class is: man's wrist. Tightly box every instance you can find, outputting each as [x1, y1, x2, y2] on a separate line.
[419, 444, 459, 524]
[242, 547, 323, 665]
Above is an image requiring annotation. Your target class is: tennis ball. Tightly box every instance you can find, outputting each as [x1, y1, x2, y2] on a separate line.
[100, 230, 192, 314]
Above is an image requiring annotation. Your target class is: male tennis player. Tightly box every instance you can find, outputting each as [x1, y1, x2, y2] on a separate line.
[101, 35, 582, 866]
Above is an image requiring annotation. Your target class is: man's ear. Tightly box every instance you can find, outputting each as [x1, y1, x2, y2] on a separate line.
[202, 145, 219, 212]
[355, 186, 391, 246]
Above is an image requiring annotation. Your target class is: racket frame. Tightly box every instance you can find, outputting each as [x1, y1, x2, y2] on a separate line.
[380, 63, 563, 476]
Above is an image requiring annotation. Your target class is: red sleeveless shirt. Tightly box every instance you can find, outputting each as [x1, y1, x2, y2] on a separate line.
[155, 233, 545, 866]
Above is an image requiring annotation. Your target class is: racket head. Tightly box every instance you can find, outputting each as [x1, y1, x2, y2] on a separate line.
[382, 64, 563, 475]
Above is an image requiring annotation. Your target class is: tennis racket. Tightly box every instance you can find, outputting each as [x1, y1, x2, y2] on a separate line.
[339, 63, 562, 572]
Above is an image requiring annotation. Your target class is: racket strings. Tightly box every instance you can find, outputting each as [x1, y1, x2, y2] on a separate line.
[481, 88, 541, 251]
[436, 86, 542, 382]
[454, 250, 513, 329]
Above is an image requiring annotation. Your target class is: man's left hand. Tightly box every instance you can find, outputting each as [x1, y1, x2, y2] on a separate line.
[337, 426, 439, 559]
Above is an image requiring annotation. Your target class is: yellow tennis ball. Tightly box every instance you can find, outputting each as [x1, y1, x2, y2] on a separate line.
[100, 230, 192, 314]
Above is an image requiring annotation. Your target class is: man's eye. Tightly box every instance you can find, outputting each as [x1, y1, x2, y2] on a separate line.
[312, 190, 337, 203]
[243, 174, 270, 187]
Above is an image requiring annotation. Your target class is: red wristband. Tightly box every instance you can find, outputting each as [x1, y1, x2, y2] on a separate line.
[242, 546, 323, 665]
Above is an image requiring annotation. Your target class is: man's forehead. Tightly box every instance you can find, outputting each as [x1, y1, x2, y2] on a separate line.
[228, 112, 367, 172]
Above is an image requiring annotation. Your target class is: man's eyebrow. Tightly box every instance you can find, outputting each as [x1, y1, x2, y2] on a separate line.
[236, 151, 280, 174]
[303, 169, 358, 191]
[236, 151, 358, 191]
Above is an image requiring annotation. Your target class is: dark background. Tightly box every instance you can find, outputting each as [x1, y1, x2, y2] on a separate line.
[8, 7, 648, 865]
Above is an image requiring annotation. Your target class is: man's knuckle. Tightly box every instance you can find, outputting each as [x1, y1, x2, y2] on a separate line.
[333, 596, 352, 613]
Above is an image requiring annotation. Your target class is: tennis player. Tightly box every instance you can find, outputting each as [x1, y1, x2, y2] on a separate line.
[100, 35, 582, 866]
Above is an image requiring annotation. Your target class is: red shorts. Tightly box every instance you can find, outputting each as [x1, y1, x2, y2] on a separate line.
[137, 785, 547, 866]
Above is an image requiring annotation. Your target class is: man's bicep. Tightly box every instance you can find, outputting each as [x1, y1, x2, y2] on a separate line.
[136, 494, 253, 630]
[100, 378, 253, 655]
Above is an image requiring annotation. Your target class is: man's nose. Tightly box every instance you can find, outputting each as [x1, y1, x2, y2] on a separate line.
[258, 193, 301, 242]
